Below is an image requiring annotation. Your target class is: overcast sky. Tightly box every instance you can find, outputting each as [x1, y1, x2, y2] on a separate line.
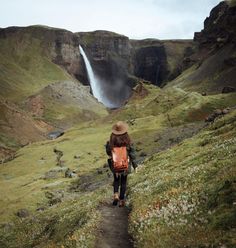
[0, 0, 222, 39]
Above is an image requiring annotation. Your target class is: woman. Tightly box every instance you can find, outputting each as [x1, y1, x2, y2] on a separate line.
[106, 121, 137, 207]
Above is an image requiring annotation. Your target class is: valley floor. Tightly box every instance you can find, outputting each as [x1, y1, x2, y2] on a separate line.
[0, 84, 236, 247]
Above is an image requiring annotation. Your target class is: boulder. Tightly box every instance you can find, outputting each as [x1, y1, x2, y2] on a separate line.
[205, 108, 231, 122]
[224, 57, 236, 67]
[140, 152, 147, 157]
[222, 86, 236, 94]
[97, 169, 103, 175]
[222, 108, 230, 114]
[44, 169, 61, 179]
[214, 109, 223, 115]
[16, 209, 30, 218]
[65, 168, 77, 178]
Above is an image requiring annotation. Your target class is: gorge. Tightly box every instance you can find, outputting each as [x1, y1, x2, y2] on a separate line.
[0, 0, 235, 153]
[0, 1, 236, 248]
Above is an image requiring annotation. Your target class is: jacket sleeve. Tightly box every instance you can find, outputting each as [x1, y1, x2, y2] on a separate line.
[105, 141, 114, 172]
[128, 144, 138, 169]
[105, 141, 112, 156]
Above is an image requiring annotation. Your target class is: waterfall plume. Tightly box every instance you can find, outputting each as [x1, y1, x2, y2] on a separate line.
[79, 45, 116, 108]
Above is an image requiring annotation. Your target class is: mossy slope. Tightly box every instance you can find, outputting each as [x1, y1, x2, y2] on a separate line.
[0, 30, 72, 101]
[128, 109, 236, 248]
[0, 82, 235, 247]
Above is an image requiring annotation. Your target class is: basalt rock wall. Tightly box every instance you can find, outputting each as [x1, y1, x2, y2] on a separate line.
[77, 31, 194, 87]
[166, 1, 236, 93]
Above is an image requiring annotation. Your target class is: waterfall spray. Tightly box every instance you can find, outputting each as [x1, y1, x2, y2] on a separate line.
[79, 45, 115, 108]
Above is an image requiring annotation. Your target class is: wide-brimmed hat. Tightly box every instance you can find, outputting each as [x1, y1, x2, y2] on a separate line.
[112, 121, 128, 135]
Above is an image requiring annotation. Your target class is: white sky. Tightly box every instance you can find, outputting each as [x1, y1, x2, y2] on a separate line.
[0, 0, 222, 39]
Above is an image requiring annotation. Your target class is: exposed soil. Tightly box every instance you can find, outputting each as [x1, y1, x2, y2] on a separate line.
[0, 99, 52, 147]
[95, 202, 133, 248]
[0, 147, 16, 164]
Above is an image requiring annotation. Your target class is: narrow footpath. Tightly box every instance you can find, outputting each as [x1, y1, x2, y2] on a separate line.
[95, 202, 133, 248]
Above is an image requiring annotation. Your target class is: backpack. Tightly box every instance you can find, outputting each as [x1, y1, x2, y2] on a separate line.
[112, 146, 129, 172]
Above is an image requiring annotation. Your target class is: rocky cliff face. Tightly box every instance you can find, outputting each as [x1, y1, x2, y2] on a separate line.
[0, 26, 88, 84]
[0, 25, 195, 107]
[194, 1, 236, 49]
[0, 26, 108, 149]
[131, 39, 194, 86]
[77, 31, 133, 106]
[168, 1, 236, 93]
[1, 1, 235, 110]
[77, 31, 194, 89]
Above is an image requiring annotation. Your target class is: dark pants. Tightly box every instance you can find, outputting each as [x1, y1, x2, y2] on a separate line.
[113, 173, 127, 200]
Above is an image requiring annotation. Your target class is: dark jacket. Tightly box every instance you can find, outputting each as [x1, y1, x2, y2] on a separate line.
[105, 141, 137, 174]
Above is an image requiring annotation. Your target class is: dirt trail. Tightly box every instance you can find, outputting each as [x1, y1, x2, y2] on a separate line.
[95, 202, 133, 248]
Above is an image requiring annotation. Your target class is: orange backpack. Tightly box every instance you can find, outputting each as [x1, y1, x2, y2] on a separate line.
[112, 147, 129, 172]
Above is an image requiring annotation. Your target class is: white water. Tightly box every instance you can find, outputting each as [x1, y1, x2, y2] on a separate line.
[79, 45, 115, 108]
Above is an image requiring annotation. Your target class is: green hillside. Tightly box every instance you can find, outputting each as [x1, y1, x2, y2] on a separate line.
[0, 9, 236, 245]
[166, 44, 236, 94]
[0, 31, 72, 101]
[129, 109, 236, 248]
[0, 82, 235, 247]
[0, 28, 108, 150]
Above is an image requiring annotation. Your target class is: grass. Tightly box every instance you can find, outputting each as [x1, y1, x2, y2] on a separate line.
[0, 82, 236, 247]
[128, 109, 236, 248]
[0, 32, 72, 102]
[0, 30, 108, 149]
[0, 123, 112, 247]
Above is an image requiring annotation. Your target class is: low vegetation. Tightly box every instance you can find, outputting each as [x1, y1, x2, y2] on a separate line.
[128, 109, 236, 247]
[0, 34, 71, 102]
[0, 81, 235, 247]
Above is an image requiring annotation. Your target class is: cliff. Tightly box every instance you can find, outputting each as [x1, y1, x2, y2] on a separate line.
[77, 31, 194, 87]
[130, 39, 194, 86]
[194, 1, 236, 49]
[168, 1, 236, 93]
[0, 26, 107, 149]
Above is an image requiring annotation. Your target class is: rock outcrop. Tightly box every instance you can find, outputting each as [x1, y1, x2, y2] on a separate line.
[0, 25, 195, 106]
[130, 39, 194, 86]
[168, 1, 236, 93]
[0, 26, 88, 84]
[77, 31, 194, 87]
[194, 1, 236, 49]
[77, 31, 133, 106]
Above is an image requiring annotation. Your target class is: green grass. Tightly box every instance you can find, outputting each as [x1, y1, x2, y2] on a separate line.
[0, 123, 112, 247]
[0, 33, 71, 102]
[128, 109, 236, 248]
[0, 30, 108, 148]
[0, 82, 236, 247]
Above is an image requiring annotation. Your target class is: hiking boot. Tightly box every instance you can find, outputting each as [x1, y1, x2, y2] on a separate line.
[113, 193, 119, 206]
[119, 200, 125, 207]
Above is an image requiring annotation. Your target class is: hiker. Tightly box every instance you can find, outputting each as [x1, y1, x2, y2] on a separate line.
[106, 121, 137, 207]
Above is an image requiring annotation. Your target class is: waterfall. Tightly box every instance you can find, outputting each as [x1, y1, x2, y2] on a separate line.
[79, 45, 115, 108]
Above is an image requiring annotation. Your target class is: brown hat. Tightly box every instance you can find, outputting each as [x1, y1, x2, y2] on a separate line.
[112, 121, 128, 135]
